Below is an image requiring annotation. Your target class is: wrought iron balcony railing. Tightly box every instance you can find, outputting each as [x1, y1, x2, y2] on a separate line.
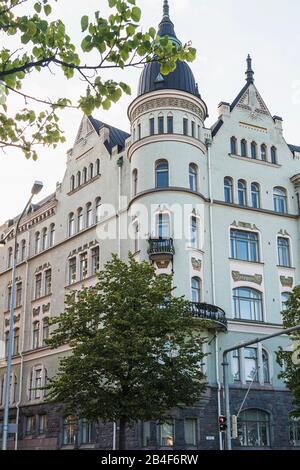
[148, 238, 175, 258]
[191, 302, 227, 330]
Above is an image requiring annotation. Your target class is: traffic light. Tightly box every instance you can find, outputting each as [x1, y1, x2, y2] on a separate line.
[219, 415, 227, 432]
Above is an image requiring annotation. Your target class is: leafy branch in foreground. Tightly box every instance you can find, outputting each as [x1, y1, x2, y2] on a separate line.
[0, 0, 196, 159]
[45, 254, 207, 450]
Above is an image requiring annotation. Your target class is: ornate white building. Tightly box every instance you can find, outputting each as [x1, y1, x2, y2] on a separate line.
[1, 1, 300, 450]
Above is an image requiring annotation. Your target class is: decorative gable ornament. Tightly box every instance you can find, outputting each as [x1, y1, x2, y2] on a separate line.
[237, 85, 270, 118]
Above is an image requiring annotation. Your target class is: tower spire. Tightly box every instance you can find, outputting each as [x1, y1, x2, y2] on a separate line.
[163, 0, 170, 19]
[246, 54, 254, 84]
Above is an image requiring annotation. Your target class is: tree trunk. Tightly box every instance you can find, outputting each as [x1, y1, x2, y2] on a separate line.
[118, 417, 127, 450]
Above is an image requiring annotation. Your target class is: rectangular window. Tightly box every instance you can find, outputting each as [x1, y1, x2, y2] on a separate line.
[278, 237, 291, 267]
[157, 214, 170, 239]
[81, 420, 95, 444]
[183, 118, 188, 136]
[149, 118, 155, 135]
[79, 252, 88, 280]
[159, 421, 174, 447]
[138, 123, 141, 140]
[13, 330, 19, 355]
[190, 217, 199, 248]
[232, 350, 240, 381]
[63, 416, 77, 446]
[42, 319, 50, 347]
[290, 419, 300, 447]
[35, 273, 42, 299]
[44, 269, 52, 295]
[38, 415, 47, 435]
[25, 416, 35, 436]
[244, 348, 258, 382]
[191, 121, 195, 138]
[230, 230, 259, 262]
[7, 286, 12, 311]
[184, 418, 197, 448]
[69, 258, 77, 285]
[16, 282, 22, 307]
[167, 116, 173, 134]
[91, 246, 100, 275]
[34, 369, 42, 399]
[142, 422, 151, 447]
[158, 116, 164, 134]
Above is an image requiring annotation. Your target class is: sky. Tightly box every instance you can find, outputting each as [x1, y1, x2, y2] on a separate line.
[1, 0, 300, 224]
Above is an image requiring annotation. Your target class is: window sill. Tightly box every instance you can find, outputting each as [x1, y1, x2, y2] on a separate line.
[229, 258, 264, 265]
[277, 265, 295, 270]
[229, 153, 281, 168]
[65, 274, 97, 289]
[31, 293, 52, 304]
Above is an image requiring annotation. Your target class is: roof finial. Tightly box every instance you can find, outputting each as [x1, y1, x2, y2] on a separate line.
[246, 54, 254, 84]
[163, 0, 170, 19]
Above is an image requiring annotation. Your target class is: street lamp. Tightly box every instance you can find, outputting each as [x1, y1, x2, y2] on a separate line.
[1, 181, 43, 450]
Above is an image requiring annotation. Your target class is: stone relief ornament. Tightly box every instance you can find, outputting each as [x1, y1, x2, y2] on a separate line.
[191, 258, 202, 271]
[280, 276, 293, 288]
[232, 271, 263, 285]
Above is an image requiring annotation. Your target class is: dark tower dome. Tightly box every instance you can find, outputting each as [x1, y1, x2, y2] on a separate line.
[137, 1, 201, 99]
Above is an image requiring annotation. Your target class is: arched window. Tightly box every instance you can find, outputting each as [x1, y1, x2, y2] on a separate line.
[155, 160, 169, 188]
[32, 321, 40, 349]
[86, 203, 92, 227]
[167, 114, 173, 134]
[34, 232, 40, 254]
[89, 163, 94, 179]
[96, 159, 100, 175]
[233, 287, 263, 321]
[158, 114, 164, 134]
[21, 240, 26, 261]
[49, 224, 55, 247]
[156, 213, 170, 239]
[261, 144, 267, 161]
[82, 167, 87, 184]
[238, 179, 247, 206]
[238, 410, 270, 447]
[251, 183, 260, 209]
[42, 227, 48, 251]
[190, 216, 200, 248]
[271, 146, 277, 164]
[70, 175, 75, 192]
[8, 247, 13, 268]
[76, 171, 81, 187]
[241, 139, 247, 157]
[13, 328, 19, 355]
[42, 318, 49, 346]
[262, 350, 270, 383]
[277, 237, 291, 267]
[251, 142, 257, 159]
[132, 169, 138, 196]
[68, 213, 75, 237]
[189, 164, 198, 192]
[224, 177, 233, 203]
[77, 208, 84, 232]
[230, 137, 237, 155]
[191, 277, 201, 303]
[281, 292, 290, 311]
[273, 187, 287, 213]
[95, 197, 101, 223]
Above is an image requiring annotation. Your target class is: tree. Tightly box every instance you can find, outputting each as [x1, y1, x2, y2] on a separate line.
[46, 254, 207, 450]
[0, 0, 196, 159]
[277, 286, 300, 417]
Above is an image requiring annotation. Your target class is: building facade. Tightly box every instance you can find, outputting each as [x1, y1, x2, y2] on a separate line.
[1, 1, 300, 450]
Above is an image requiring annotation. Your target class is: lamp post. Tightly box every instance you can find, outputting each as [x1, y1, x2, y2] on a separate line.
[1, 181, 43, 450]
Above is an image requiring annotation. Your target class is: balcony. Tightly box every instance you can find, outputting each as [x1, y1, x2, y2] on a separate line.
[191, 302, 227, 330]
[148, 238, 175, 262]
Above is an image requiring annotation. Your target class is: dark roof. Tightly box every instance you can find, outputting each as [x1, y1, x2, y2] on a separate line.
[288, 144, 300, 153]
[89, 117, 130, 154]
[211, 118, 224, 137]
[230, 81, 250, 112]
[137, 1, 202, 101]
[137, 60, 201, 99]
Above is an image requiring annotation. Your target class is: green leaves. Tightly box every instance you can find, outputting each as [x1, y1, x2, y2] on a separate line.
[81, 15, 89, 32]
[0, 0, 197, 160]
[45, 254, 207, 446]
